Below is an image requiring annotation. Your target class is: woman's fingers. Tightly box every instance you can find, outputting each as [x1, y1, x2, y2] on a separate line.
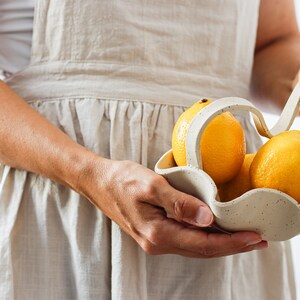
[147, 176, 214, 227]
[142, 241, 268, 258]
[137, 215, 265, 258]
[292, 70, 300, 88]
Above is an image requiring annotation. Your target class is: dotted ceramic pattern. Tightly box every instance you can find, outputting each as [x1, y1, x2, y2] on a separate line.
[155, 83, 300, 241]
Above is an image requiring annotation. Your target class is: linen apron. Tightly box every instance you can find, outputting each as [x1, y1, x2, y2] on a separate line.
[0, 0, 297, 299]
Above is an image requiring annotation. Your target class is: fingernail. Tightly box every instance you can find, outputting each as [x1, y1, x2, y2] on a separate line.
[195, 206, 213, 226]
[252, 242, 268, 250]
[252, 241, 268, 250]
[246, 237, 262, 246]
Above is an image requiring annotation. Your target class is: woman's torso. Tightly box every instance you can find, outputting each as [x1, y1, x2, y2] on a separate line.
[8, 0, 260, 106]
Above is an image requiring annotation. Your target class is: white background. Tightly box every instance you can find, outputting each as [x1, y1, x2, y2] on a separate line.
[265, 0, 300, 296]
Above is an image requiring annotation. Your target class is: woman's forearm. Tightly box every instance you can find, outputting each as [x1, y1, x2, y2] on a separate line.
[0, 80, 101, 190]
[251, 34, 300, 114]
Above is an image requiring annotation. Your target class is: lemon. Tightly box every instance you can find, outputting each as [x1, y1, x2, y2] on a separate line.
[218, 153, 255, 201]
[250, 130, 300, 203]
[172, 99, 246, 185]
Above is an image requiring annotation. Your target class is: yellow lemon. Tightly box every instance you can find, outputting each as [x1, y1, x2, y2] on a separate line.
[218, 153, 255, 202]
[250, 130, 300, 203]
[172, 99, 246, 185]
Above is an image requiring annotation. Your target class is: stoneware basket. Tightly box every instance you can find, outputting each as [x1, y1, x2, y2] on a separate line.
[155, 83, 300, 241]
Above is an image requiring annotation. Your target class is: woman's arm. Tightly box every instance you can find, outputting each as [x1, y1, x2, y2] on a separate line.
[0, 80, 266, 257]
[251, 0, 300, 113]
[0, 80, 95, 188]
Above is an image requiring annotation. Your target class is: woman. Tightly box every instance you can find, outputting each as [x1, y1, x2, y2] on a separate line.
[0, 0, 299, 299]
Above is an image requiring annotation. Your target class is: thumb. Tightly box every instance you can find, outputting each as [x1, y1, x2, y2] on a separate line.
[160, 188, 214, 227]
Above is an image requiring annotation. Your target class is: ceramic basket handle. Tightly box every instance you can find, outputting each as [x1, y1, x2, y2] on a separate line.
[186, 83, 300, 169]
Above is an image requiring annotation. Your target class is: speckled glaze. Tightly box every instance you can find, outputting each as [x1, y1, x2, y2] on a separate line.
[155, 84, 300, 241]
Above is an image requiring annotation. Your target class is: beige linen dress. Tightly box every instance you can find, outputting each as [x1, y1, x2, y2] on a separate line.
[0, 0, 296, 299]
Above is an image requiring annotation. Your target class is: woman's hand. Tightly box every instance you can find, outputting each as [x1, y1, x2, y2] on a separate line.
[77, 158, 268, 258]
